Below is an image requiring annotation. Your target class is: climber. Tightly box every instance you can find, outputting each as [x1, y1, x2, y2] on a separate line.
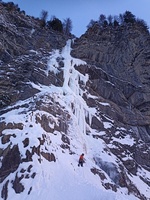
[78, 153, 85, 167]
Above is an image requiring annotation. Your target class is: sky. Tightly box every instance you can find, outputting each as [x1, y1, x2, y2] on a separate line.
[3, 0, 150, 37]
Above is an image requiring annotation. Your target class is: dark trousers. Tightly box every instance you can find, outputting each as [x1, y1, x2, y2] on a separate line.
[78, 160, 83, 167]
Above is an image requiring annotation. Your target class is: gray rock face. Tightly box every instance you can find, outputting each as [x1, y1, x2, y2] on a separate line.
[0, 3, 69, 110]
[0, 5, 67, 62]
[71, 23, 150, 134]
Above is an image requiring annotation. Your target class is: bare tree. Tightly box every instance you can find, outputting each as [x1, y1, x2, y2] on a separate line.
[107, 15, 113, 26]
[118, 14, 124, 25]
[63, 18, 72, 35]
[40, 10, 48, 27]
[113, 15, 119, 26]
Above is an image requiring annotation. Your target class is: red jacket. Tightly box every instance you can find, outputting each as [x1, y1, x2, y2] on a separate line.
[79, 155, 84, 161]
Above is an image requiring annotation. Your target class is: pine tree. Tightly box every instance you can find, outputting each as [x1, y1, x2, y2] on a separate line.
[98, 14, 106, 27]
[47, 16, 63, 32]
[87, 19, 96, 29]
[123, 11, 136, 24]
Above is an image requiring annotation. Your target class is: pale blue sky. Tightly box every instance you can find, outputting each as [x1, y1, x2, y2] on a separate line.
[3, 0, 150, 37]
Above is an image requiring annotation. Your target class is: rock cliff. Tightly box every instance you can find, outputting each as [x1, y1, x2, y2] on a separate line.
[72, 23, 150, 138]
